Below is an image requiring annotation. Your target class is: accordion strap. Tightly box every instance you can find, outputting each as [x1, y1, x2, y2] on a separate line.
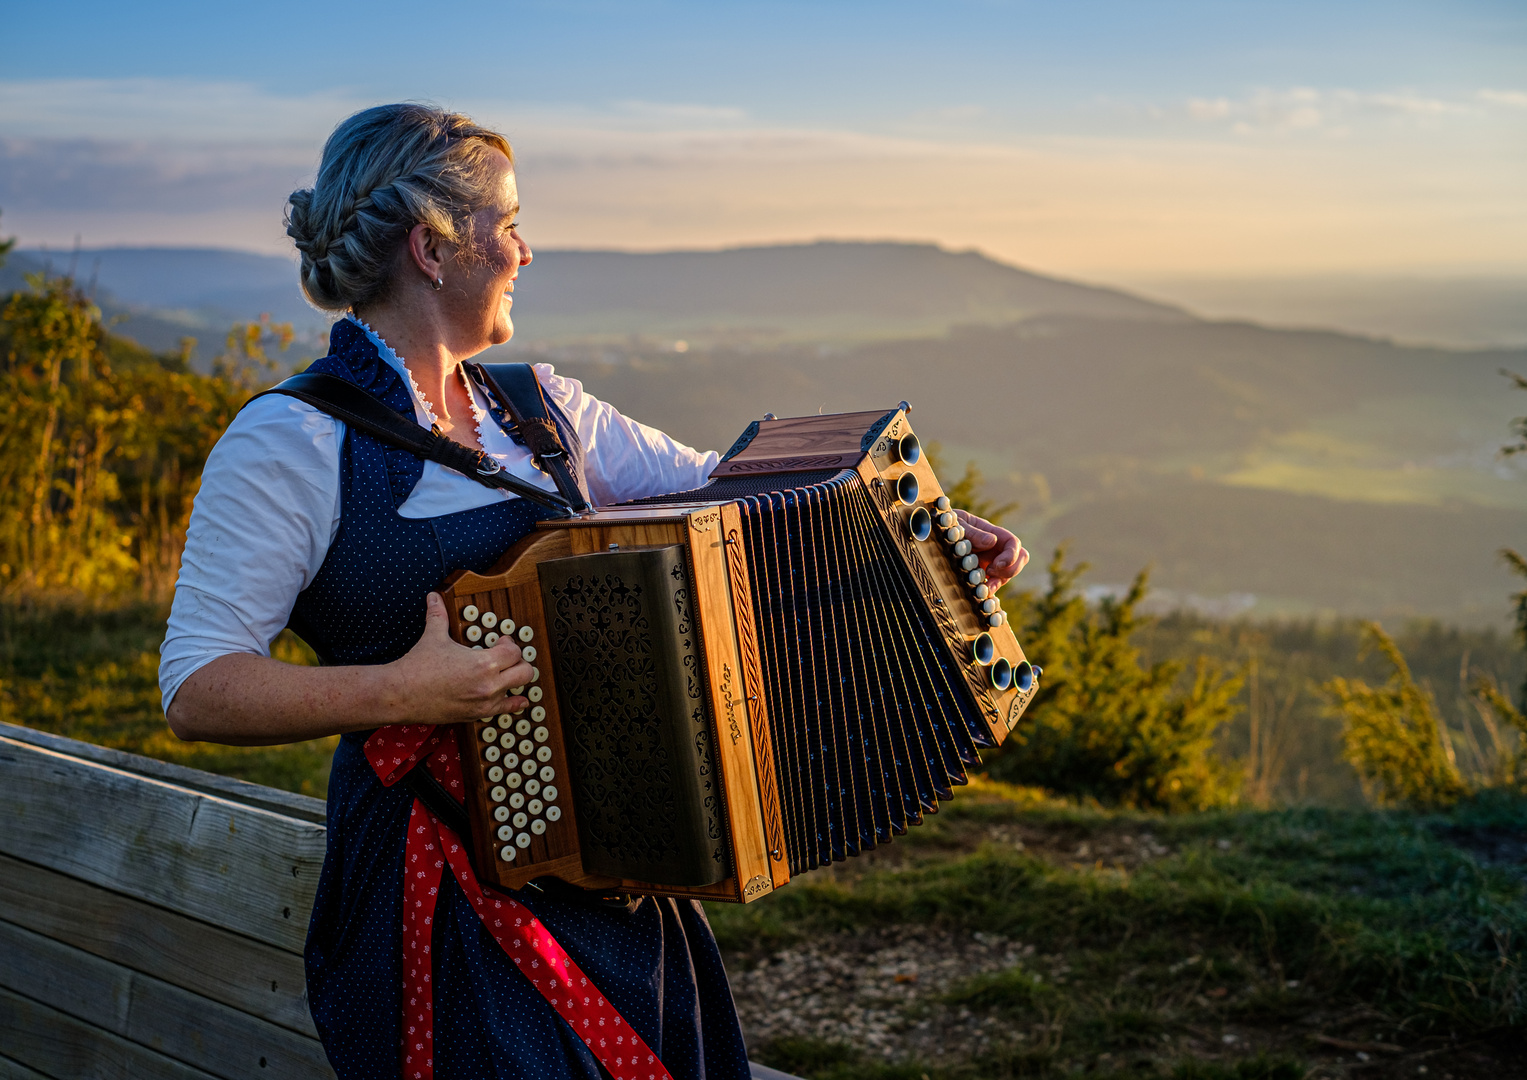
[467, 362, 593, 514]
[249, 372, 575, 516]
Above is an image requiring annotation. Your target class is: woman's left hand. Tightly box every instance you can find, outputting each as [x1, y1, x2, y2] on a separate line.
[954, 509, 1029, 590]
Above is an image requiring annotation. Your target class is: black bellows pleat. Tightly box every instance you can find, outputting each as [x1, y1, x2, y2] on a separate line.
[733, 471, 987, 875]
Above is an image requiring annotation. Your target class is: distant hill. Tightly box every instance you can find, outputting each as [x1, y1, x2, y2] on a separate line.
[7, 241, 1186, 354]
[511, 242, 1188, 343]
[530, 317, 1527, 626]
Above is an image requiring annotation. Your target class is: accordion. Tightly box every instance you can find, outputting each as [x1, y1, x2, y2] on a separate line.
[442, 405, 1038, 903]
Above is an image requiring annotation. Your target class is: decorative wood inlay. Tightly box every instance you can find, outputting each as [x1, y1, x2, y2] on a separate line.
[724, 516, 788, 889]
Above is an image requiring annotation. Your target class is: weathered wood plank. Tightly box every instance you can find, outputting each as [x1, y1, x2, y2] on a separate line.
[0, 985, 221, 1080]
[0, 735, 324, 954]
[0, 723, 327, 825]
[0, 922, 335, 1080]
[0, 853, 315, 1037]
[0, 1052, 54, 1080]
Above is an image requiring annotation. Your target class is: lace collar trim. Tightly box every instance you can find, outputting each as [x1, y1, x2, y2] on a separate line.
[345, 314, 491, 445]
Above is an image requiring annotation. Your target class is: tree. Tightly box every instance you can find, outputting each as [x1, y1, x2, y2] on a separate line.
[1326, 623, 1470, 808]
[1503, 369, 1527, 459]
[0, 210, 14, 268]
[988, 547, 1245, 811]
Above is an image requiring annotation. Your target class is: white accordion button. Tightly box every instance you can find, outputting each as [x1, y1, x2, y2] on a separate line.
[497, 825, 513, 842]
[954, 539, 972, 557]
[545, 805, 562, 822]
[505, 771, 522, 789]
[527, 686, 543, 703]
[522, 646, 537, 662]
[508, 685, 525, 697]
[974, 583, 991, 600]
[512, 811, 528, 829]
[496, 713, 513, 728]
[936, 495, 951, 511]
[518, 739, 534, 756]
[533, 726, 549, 743]
[500, 846, 516, 861]
[500, 618, 516, 635]
[542, 785, 558, 802]
[484, 746, 500, 762]
[528, 798, 543, 815]
[518, 625, 534, 643]
[535, 745, 553, 763]
[516, 719, 532, 736]
[480, 727, 498, 743]
[530, 666, 540, 682]
[509, 792, 525, 809]
[502, 752, 519, 770]
[483, 632, 500, 647]
[462, 605, 479, 622]
[490, 785, 507, 802]
[487, 765, 504, 783]
[530, 819, 546, 835]
[515, 833, 531, 849]
[524, 778, 541, 796]
[989, 612, 1007, 627]
[480, 611, 497, 629]
[530, 706, 547, 723]
[493, 805, 510, 822]
[465, 625, 483, 642]
[967, 568, 986, 585]
[471, 645, 483, 650]
[522, 759, 538, 776]
[540, 765, 556, 782]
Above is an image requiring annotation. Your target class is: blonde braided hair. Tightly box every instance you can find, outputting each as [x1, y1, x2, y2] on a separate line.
[285, 104, 514, 312]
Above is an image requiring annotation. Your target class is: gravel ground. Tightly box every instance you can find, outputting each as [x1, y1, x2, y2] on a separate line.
[730, 926, 1038, 1063]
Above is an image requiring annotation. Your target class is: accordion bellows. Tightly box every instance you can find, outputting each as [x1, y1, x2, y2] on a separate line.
[442, 406, 1038, 903]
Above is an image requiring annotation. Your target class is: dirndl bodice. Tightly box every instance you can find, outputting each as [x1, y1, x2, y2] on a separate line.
[292, 322, 750, 1080]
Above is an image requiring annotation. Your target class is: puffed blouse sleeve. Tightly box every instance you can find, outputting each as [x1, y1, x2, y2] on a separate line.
[534, 363, 719, 506]
[158, 395, 344, 712]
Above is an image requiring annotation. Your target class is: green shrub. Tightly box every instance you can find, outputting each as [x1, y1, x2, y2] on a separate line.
[988, 548, 1244, 811]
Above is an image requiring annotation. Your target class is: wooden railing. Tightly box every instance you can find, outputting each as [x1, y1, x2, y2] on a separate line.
[0, 722, 797, 1080]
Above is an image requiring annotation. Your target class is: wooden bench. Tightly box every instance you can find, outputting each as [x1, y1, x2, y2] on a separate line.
[0, 722, 796, 1080]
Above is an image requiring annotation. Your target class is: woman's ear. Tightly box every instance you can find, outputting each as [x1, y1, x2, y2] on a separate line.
[405, 222, 447, 284]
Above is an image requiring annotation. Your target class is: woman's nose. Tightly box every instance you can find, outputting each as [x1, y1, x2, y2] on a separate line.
[519, 237, 533, 266]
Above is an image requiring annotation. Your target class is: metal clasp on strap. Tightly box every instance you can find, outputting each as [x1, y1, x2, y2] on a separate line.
[476, 459, 503, 477]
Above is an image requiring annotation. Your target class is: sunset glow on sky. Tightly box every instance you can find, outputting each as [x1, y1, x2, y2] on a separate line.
[2, 0, 1523, 278]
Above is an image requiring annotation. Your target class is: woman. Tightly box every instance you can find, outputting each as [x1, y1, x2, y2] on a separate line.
[161, 104, 1029, 1080]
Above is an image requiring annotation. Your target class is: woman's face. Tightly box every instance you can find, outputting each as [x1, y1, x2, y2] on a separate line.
[447, 148, 532, 349]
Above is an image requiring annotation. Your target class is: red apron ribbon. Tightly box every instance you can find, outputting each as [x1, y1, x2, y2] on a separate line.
[368, 725, 673, 1080]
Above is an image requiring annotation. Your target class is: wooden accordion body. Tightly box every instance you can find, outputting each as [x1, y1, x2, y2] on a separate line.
[441, 406, 1039, 903]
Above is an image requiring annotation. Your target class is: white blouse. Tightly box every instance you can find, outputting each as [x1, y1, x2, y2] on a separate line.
[159, 317, 718, 711]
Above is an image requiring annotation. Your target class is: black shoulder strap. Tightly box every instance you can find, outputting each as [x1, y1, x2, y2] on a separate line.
[468, 363, 593, 514]
[248, 372, 574, 516]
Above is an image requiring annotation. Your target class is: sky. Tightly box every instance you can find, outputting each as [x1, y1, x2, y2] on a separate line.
[2, 0, 1524, 279]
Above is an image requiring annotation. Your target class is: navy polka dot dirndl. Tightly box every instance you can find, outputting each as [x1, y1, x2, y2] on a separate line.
[292, 321, 751, 1080]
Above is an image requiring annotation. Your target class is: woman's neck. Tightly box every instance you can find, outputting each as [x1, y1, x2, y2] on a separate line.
[353, 301, 478, 437]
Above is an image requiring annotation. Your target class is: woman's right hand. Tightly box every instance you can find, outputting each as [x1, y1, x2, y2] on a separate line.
[383, 591, 537, 724]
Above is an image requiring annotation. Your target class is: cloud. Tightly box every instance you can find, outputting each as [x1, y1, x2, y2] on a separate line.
[1479, 89, 1527, 110]
[1185, 87, 1473, 136]
[1, 79, 1523, 276]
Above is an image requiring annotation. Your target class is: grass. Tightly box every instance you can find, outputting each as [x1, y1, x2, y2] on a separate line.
[710, 780, 1527, 1077]
[5, 599, 1524, 1074]
[0, 599, 335, 796]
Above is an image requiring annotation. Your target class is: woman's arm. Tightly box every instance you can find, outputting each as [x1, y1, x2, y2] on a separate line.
[167, 592, 535, 744]
[161, 396, 531, 746]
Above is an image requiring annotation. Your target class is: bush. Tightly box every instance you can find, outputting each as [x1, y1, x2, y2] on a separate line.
[987, 548, 1244, 811]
